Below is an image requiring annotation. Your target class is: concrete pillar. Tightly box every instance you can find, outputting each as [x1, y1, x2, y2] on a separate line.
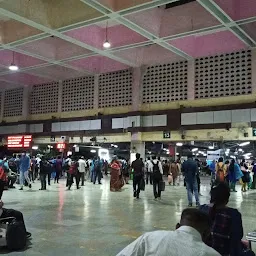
[94, 75, 99, 111]
[58, 80, 63, 113]
[187, 59, 195, 100]
[130, 140, 145, 162]
[22, 86, 31, 120]
[0, 90, 4, 122]
[132, 67, 147, 111]
[252, 49, 256, 94]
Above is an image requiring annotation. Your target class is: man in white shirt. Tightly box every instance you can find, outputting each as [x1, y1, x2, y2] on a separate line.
[149, 156, 163, 199]
[78, 156, 87, 186]
[145, 157, 153, 185]
[117, 208, 220, 256]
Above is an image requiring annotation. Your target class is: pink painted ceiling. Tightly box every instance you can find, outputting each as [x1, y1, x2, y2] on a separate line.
[0, 0, 253, 87]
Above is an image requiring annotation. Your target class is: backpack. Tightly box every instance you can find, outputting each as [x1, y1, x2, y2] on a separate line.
[152, 161, 160, 173]
[6, 219, 27, 251]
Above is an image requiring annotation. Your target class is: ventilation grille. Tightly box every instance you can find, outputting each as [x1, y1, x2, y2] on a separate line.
[99, 69, 132, 108]
[195, 50, 252, 99]
[30, 82, 59, 114]
[142, 61, 188, 103]
[4, 88, 23, 117]
[62, 76, 94, 112]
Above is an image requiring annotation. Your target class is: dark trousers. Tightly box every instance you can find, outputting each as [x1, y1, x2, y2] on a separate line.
[47, 173, 51, 185]
[54, 171, 61, 183]
[252, 174, 256, 189]
[153, 178, 161, 198]
[197, 175, 201, 193]
[67, 173, 80, 189]
[146, 172, 152, 185]
[80, 172, 85, 186]
[40, 173, 47, 190]
[0, 180, 5, 199]
[1, 208, 26, 232]
[8, 176, 16, 188]
[133, 175, 142, 198]
[93, 170, 102, 184]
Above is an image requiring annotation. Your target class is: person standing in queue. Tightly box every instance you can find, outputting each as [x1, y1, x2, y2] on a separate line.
[19, 152, 32, 191]
[149, 156, 163, 200]
[39, 156, 50, 190]
[131, 153, 144, 199]
[182, 153, 200, 207]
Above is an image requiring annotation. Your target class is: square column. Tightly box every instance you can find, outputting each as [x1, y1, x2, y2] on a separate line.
[94, 75, 99, 111]
[22, 86, 31, 120]
[252, 49, 256, 94]
[58, 80, 63, 113]
[130, 133, 145, 162]
[187, 59, 195, 100]
[0, 90, 4, 122]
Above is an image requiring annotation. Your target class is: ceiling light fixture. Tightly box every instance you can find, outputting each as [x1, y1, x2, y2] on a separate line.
[192, 148, 198, 152]
[103, 21, 111, 49]
[9, 51, 19, 71]
[176, 142, 183, 147]
[239, 141, 250, 147]
[208, 145, 214, 149]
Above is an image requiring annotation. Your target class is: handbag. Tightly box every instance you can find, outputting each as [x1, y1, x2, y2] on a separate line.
[160, 180, 165, 191]
[140, 178, 145, 191]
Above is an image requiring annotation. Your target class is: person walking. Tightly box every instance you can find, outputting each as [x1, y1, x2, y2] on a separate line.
[39, 156, 50, 190]
[66, 158, 80, 190]
[131, 153, 144, 199]
[169, 160, 179, 186]
[215, 157, 225, 183]
[110, 157, 124, 192]
[240, 159, 250, 192]
[145, 157, 153, 185]
[19, 152, 32, 191]
[182, 153, 200, 207]
[54, 156, 62, 184]
[149, 156, 163, 200]
[228, 159, 243, 192]
[93, 157, 102, 185]
[78, 156, 86, 186]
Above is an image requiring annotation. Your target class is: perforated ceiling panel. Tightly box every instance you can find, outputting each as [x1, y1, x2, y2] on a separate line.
[30, 82, 59, 114]
[142, 61, 188, 103]
[99, 69, 132, 108]
[4, 88, 23, 117]
[62, 76, 94, 112]
[195, 50, 252, 99]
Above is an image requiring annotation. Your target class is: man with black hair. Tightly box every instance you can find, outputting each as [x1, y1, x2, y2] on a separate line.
[182, 153, 200, 207]
[149, 155, 163, 200]
[131, 153, 144, 199]
[117, 208, 220, 256]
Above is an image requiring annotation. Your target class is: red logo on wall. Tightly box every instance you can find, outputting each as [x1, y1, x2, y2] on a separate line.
[7, 135, 32, 148]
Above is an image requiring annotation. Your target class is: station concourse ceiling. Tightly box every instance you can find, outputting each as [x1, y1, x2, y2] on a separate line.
[0, 0, 255, 89]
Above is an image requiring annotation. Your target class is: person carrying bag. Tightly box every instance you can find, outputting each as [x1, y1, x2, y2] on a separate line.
[150, 156, 163, 200]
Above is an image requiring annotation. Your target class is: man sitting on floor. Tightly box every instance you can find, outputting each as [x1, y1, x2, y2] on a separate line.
[0, 200, 31, 238]
[116, 208, 220, 256]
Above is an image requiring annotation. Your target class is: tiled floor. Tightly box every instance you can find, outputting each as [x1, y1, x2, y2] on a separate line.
[1, 176, 256, 255]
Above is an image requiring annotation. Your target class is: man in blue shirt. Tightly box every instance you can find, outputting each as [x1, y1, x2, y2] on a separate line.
[19, 151, 32, 190]
[182, 154, 200, 207]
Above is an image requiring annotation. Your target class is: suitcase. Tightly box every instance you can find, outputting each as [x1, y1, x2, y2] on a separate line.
[160, 180, 165, 191]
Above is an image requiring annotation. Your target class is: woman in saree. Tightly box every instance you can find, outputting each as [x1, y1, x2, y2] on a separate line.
[110, 157, 124, 192]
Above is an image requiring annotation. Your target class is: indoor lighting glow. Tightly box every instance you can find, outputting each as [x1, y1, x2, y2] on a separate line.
[176, 142, 183, 147]
[192, 148, 198, 152]
[208, 146, 214, 149]
[239, 142, 250, 147]
[90, 149, 97, 153]
[32, 146, 38, 150]
[9, 64, 19, 71]
[243, 152, 252, 156]
[103, 40, 111, 48]
[238, 148, 243, 152]
[176, 153, 179, 155]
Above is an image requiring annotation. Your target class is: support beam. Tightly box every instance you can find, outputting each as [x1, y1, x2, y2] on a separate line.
[0, 8, 137, 68]
[197, 0, 256, 47]
[80, 0, 192, 59]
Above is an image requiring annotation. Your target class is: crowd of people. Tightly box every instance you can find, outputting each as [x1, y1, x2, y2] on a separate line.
[0, 151, 255, 255]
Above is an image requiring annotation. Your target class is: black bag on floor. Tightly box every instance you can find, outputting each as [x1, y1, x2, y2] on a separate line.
[140, 178, 145, 191]
[160, 180, 165, 191]
[6, 218, 26, 251]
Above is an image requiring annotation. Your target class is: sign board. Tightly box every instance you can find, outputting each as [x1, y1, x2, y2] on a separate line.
[50, 136, 55, 142]
[56, 143, 66, 150]
[7, 135, 32, 149]
[253, 128, 256, 137]
[163, 131, 171, 139]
